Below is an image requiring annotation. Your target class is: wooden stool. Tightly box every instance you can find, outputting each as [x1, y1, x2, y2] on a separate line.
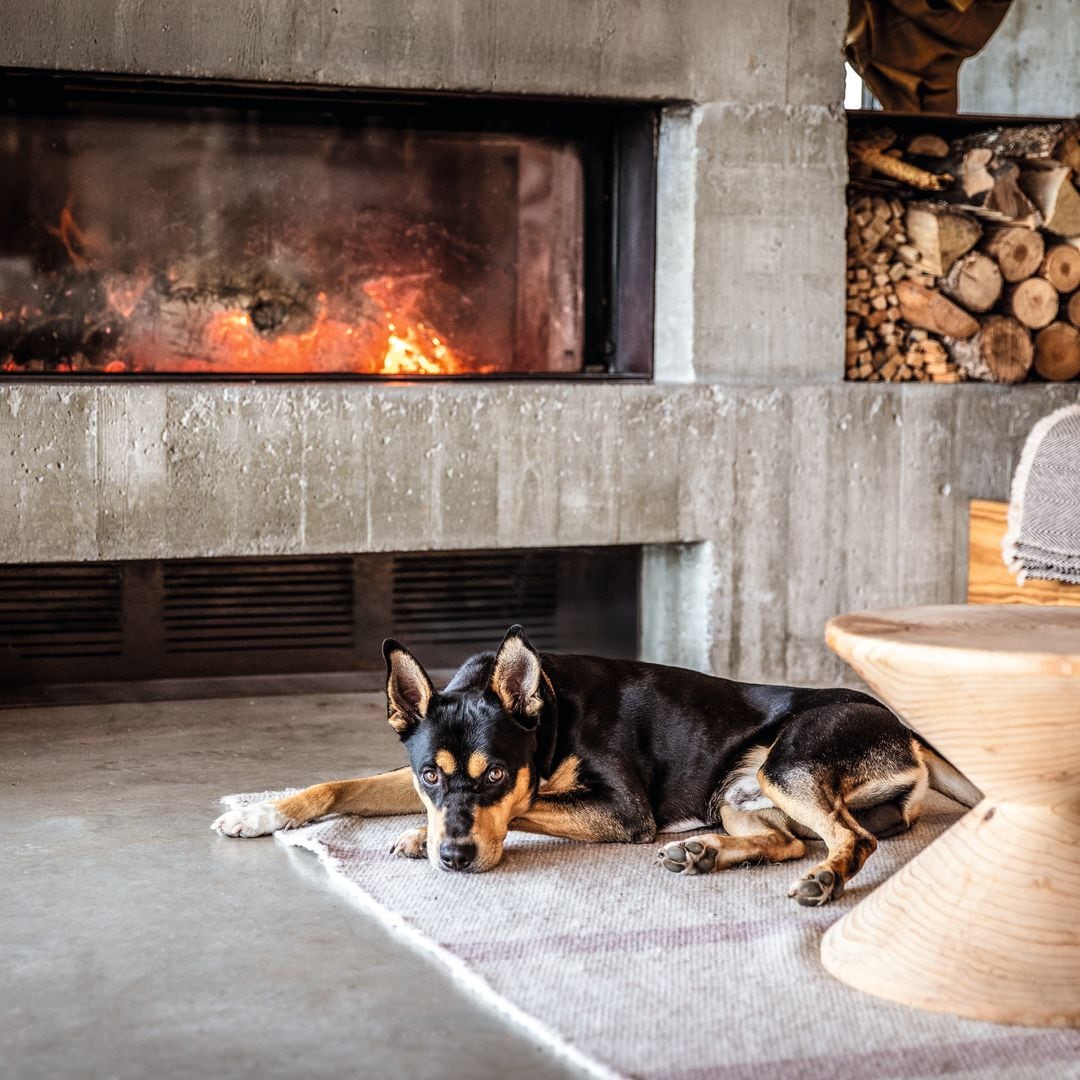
[822, 604, 1080, 1028]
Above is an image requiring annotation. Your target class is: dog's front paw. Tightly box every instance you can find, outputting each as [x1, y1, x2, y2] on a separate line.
[211, 801, 297, 838]
[656, 837, 717, 876]
[390, 826, 427, 859]
[788, 867, 844, 906]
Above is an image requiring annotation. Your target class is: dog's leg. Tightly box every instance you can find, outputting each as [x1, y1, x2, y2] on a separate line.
[757, 771, 877, 907]
[511, 795, 656, 844]
[212, 766, 422, 837]
[656, 806, 807, 876]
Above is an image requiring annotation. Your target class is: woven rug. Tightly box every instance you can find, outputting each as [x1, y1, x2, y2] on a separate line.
[220, 790, 1080, 1080]
[1004, 403, 1080, 584]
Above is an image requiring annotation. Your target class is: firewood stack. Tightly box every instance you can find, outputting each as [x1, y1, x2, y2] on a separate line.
[846, 119, 1080, 385]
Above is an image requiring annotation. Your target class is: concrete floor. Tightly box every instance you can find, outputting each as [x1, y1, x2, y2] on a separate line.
[0, 692, 578, 1080]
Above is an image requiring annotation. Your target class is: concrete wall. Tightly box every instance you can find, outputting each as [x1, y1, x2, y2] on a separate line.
[4, 381, 1078, 683]
[2, 1, 1079, 684]
[960, 0, 1080, 117]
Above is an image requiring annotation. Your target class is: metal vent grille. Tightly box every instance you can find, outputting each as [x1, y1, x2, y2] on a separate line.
[391, 550, 560, 649]
[0, 563, 123, 659]
[1, 547, 639, 695]
[162, 559, 354, 654]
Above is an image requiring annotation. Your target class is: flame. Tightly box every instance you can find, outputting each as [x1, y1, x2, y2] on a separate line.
[171, 291, 471, 375]
[105, 274, 152, 319]
[46, 195, 107, 270]
[15, 197, 479, 376]
[381, 332, 445, 375]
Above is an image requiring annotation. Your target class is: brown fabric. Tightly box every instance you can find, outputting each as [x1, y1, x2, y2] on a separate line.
[846, 0, 1013, 112]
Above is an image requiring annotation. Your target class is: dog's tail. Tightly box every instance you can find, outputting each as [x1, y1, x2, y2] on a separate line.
[921, 745, 982, 808]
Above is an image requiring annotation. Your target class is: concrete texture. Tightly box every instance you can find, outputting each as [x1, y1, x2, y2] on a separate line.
[4, 381, 1080, 684]
[691, 101, 847, 382]
[0, 0, 843, 107]
[960, 0, 1080, 117]
[2, 1, 1079, 688]
[0, 692, 578, 1080]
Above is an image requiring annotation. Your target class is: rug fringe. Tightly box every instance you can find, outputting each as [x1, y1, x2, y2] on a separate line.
[275, 827, 627, 1080]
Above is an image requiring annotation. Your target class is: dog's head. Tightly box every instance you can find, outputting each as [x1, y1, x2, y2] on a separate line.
[383, 625, 547, 873]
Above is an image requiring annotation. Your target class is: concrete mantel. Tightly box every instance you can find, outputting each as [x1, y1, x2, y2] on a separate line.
[0, 1, 844, 108]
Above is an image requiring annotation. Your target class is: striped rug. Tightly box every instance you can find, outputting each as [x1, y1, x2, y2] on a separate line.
[221, 791, 1080, 1079]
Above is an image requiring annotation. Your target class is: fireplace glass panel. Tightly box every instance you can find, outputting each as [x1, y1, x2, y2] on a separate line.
[0, 110, 585, 376]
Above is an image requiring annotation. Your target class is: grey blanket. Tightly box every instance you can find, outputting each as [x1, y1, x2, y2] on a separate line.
[1005, 404, 1080, 584]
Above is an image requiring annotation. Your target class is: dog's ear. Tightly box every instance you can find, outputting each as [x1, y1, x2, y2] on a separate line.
[383, 638, 434, 737]
[489, 625, 544, 727]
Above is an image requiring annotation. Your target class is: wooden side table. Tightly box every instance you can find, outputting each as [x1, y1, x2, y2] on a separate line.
[822, 605, 1080, 1028]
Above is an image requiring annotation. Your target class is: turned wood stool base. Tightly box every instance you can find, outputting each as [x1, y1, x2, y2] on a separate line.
[824, 605, 1080, 1028]
[822, 799, 1080, 1027]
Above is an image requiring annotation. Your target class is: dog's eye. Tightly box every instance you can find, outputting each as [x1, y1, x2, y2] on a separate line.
[421, 767, 439, 786]
[487, 766, 506, 784]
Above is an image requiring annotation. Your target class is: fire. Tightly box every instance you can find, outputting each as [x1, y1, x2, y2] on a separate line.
[45, 194, 106, 271]
[6, 197, 479, 376]
[104, 274, 152, 319]
[382, 334, 445, 376]
[177, 292, 471, 375]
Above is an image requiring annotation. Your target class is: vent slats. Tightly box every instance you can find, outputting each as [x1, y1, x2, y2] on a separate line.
[1, 548, 639, 691]
[0, 564, 123, 659]
[390, 551, 561, 654]
[161, 559, 354, 655]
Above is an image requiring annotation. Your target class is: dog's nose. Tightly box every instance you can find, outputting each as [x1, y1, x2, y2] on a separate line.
[439, 839, 477, 871]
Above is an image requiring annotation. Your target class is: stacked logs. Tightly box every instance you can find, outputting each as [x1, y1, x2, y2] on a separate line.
[846, 119, 1080, 385]
[846, 195, 966, 382]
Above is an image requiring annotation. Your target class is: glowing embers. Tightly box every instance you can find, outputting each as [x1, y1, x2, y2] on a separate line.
[0, 213, 471, 376]
[157, 286, 472, 376]
[0, 199, 473, 375]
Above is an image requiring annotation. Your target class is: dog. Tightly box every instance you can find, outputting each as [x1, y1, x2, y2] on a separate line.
[212, 625, 979, 905]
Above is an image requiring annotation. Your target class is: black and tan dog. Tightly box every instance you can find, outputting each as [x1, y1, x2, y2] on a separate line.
[212, 626, 979, 905]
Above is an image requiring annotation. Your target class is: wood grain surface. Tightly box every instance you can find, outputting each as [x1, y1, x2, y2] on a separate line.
[967, 500, 1080, 608]
[822, 604, 1080, 1026]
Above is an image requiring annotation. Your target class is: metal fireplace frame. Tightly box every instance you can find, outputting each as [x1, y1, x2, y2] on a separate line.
[0, 70, 659, 382]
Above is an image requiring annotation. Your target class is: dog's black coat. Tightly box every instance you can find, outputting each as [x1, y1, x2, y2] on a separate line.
[430, 645, 912, 840]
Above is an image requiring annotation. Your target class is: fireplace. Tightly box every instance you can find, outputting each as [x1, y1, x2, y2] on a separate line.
[0, 74, 657, 380]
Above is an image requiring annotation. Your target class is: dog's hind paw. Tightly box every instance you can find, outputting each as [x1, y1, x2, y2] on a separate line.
[656, 837, 718, 876]
[390, 826, 428, 859]
[788, 867, 844, 906]
[211, 801, 297, 838]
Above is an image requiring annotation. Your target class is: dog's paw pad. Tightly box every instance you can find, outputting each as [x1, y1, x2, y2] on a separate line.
[789, 868, 844, 906]
[211, 801, 293, 838]
[656, 838, 717, 876]
[390, 828, 428, 859]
